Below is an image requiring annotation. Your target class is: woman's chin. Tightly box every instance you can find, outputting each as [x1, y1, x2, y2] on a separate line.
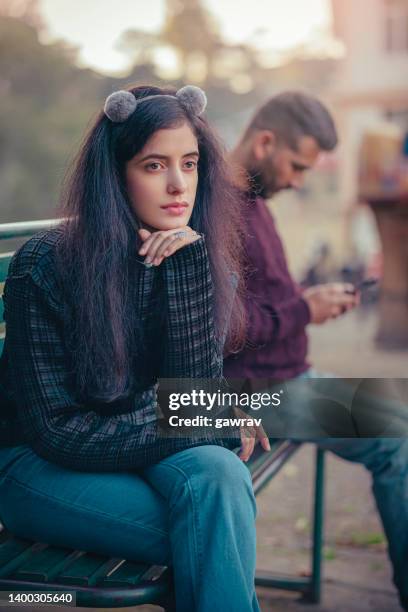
[146, 216, 192, 232]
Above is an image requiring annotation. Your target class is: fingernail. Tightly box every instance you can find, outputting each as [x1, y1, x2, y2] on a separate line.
[145, 256, 152, 263]
[153, 258, 160, 266]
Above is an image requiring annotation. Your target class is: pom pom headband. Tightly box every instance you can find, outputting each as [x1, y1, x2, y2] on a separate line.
[104, 85, 207, 123]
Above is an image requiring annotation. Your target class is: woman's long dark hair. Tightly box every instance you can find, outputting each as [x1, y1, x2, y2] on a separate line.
[57, 84, 245, 402]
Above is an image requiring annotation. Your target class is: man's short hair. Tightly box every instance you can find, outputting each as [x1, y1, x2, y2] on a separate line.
[247, 91, 338, 152]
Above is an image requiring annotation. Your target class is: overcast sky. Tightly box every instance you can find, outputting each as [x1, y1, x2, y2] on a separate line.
[39, 0, 333, 74]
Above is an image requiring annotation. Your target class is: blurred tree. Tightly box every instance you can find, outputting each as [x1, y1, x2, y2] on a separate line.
[117, 30, 160, 72]
[117, 0, 272, 141]
[0, 0, 337, 223]
[162, 0, 221, 80]
[117, 0, 337, 120]
[0, 11, 170, 222]
[0, 0, 43, 29]
[119, 0, 262, 90]
[0, 16, 109, 221]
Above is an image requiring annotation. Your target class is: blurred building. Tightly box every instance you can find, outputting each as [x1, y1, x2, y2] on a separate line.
[330, 0, 408, 206]
[330, 0, 408, 347]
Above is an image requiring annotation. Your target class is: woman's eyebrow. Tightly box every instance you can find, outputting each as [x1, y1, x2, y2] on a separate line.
[183, 151, 200, 158]
[138, 151, 199, 162]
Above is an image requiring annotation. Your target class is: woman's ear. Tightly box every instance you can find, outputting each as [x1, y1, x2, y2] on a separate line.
[253, 130, 276, 162]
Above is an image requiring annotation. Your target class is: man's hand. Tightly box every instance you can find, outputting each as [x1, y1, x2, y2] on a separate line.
[302, 283, 359, 325]
[138, 227, 200, 266]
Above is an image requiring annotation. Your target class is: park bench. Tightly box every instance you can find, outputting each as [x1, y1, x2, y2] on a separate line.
[0, 220, 325, 609]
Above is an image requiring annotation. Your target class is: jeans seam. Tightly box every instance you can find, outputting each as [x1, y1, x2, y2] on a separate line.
[151, 462, 204, 608]
[1, 475, 168, 539]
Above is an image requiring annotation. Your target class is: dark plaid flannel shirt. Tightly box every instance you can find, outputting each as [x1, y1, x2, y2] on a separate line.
[0, 228, 236, 471]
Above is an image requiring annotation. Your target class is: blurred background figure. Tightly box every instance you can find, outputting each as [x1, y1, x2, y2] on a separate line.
[300, 240, 336, 287]
[357, 123, 408, 347]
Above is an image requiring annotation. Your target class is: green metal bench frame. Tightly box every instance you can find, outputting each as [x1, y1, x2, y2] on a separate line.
[0, 220, 326, 608]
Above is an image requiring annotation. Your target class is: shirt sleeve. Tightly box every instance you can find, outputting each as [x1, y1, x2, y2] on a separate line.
[3, 249, 232, 473]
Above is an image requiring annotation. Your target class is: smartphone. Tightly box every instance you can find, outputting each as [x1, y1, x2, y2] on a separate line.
[345, 278, 379, 295]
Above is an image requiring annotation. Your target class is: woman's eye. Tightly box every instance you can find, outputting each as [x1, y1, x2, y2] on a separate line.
[146, 162, 163, 171]
[184, 160, 197, 170]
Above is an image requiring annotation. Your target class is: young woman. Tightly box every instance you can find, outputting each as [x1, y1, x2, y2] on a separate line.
[0, 85, 265, 611]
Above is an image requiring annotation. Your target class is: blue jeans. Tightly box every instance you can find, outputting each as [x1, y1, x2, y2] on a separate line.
[0, 444, 260, 612]
[297, 369, 408, 602]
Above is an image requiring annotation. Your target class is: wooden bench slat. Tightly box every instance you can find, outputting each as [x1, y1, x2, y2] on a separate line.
[97, 560, 150, 587]
[0, 537, 31, 570]
[34, 549, 84, 583]
[0, 254, 12, 284]
[1, 254, 11, 332]
[52, 552, 114, 586]
[86, 557, 130, 587]
[11, 545, 81, 583]
[0, 539, 47, 578]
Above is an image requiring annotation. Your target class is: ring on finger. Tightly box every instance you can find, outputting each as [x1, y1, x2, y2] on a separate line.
[173, 230, 188, 240]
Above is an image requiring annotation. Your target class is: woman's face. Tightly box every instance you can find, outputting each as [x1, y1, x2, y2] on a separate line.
[125, 122, 199, 231]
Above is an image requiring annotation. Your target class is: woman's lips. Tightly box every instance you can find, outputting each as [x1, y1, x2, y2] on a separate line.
[160, 203, 189, 216]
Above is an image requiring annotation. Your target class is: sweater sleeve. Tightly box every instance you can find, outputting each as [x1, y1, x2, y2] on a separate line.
[246, 292, 311, 346]
[3, 257, 232, 473]
[160, 236, 222, 378]
[243, 229, 311, 346]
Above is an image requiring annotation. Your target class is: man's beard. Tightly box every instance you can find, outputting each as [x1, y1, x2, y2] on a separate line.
[246, 156, 284, 198]
[246, 167, 279, 199]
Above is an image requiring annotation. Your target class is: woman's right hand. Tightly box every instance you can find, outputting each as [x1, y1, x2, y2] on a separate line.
[138, 227, 200, 266]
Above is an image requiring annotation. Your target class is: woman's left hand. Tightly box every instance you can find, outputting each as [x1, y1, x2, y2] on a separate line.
[138, 227, 200, 266]
[235, 408, 271, 462]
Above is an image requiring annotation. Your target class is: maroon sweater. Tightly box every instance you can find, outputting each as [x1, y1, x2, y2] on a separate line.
[224, 196, 311, 380]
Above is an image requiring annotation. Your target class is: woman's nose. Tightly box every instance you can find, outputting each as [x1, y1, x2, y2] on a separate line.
[167, 169, 187, 194]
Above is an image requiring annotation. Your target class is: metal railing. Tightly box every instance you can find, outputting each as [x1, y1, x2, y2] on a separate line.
[0, 219, 58, 240]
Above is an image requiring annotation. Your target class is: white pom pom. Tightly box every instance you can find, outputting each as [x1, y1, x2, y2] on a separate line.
[104, 90, 137, 123]
[176, 85, 207, 116]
